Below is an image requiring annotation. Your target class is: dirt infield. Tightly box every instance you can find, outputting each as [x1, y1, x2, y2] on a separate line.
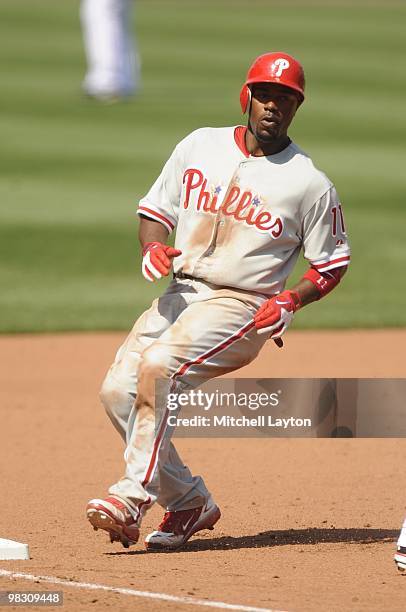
[1, 330, 406, 611]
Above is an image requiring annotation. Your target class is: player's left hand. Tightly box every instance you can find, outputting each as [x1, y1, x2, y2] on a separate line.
[254, 290, 301, 339]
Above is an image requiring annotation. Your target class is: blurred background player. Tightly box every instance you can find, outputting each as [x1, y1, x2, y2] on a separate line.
[80, 0, 140, 101]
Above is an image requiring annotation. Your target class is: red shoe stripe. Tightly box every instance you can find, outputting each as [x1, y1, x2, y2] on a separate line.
[104, 496, 126, 510]
[88, 504, 125, 526]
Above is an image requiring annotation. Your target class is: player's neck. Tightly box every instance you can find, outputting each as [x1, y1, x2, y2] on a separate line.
[245, 129, 291, 157]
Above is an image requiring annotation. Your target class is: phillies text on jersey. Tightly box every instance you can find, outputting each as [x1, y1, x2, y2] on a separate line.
[137, 126, 350, 295]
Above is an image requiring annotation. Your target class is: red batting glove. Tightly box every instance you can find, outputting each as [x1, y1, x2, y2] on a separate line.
[142, 242, 182, 282]
[254, 290, 301, 340]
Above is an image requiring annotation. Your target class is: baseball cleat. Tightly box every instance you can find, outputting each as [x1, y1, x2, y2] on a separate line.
[86, 496, 140, 548]
[144, 496, 221, 551]
[394, 546, 406, 572]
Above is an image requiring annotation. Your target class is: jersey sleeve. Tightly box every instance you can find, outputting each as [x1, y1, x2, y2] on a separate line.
[137, 141, 185, 234]
[302, 185, 351, 272]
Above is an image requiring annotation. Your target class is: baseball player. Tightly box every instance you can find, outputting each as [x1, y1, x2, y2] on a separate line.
[86, 52, 350, 551]
[80, 0, 140, 100]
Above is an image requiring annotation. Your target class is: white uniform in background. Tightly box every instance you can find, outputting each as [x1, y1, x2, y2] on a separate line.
[80, 0, 140, 99]
[395, 517, 406, 571]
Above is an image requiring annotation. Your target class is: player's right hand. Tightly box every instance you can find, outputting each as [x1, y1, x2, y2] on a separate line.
[142, 241, 182, 282]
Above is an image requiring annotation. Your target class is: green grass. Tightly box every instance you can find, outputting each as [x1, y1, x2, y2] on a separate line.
[0, 0, 405, 332]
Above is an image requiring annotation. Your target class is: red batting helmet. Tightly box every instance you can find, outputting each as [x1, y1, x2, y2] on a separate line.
[240, 52, 305, 113]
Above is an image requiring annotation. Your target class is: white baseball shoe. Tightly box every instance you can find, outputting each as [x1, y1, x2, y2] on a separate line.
[86, 495, 140, 548]
[394, 546, 406, 571]
[145, 496, 221, 551]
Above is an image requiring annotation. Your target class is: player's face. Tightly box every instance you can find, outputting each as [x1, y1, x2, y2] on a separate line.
[249, 83, 299, 143]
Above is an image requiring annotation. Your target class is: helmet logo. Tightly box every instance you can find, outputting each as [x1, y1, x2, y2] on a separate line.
[272, 58, 290, 77]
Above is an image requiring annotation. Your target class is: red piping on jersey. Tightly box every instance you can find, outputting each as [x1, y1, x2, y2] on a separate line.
[314, 255, 350, 271]
[234, 126, 250, 158]
[138, 205, 175, 230]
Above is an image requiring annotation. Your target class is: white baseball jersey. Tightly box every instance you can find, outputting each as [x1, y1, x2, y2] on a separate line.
[138, 126, 350, 296]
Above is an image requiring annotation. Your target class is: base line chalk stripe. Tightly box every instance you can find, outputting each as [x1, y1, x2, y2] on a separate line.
[0, 569, 284, 612]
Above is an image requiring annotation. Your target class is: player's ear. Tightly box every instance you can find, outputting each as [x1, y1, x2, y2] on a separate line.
[290, 97, 300, 118]
[295, 94, 304, 111]
[246, 87, 252, 114]
[246, 87, 253, 120]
